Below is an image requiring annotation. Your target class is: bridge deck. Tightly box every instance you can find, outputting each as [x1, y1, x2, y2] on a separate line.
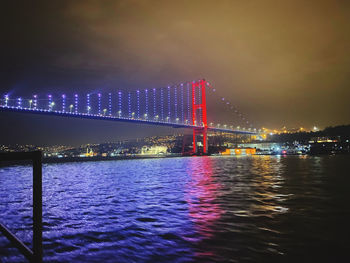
[0, 106, 257, 135]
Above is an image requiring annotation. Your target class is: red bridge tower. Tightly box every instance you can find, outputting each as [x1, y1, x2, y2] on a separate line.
[192, 79, 208, 154]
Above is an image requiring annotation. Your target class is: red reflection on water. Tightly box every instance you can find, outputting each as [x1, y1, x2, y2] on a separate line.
[185, 156, 223, 239]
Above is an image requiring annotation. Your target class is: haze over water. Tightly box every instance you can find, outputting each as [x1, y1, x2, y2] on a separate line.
[1, 155, 349, 262]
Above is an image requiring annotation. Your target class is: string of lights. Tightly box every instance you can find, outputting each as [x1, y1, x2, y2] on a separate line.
[108, 93, 112, 116]
[48, 95, 52, 110]
[174, 86, 177, 120]
[4, 95, 9, 107]
[118, 91, 122, 116]
[33, 95, 37, 109]
[167, 86, 171, 121]
[86, 94, 90, 114]
[160, 88, 164, 120]
[98, 93, 101, 115]
[128, 92, 131, 118]
[153, 88, 156, 119]
[74, 94, 78, 114]
[0, 80, 259, 133]
[62, 94, 66, 112]
[136, 90, 140, 119]
[145, 89, 148, 119]
[17, 97, 22, 108]
[205, 81, 255, 130]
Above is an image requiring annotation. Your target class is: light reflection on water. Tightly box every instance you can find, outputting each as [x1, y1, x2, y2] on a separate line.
[0, 155, 349, 262]
[186, 157, 223, 233]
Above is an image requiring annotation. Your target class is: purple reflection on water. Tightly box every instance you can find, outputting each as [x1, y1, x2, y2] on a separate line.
[185, 156, 223, 259]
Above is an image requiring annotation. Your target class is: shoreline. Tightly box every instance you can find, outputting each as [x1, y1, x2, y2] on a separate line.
[1, 152, 349, 167]
[0, 154, 184, 167]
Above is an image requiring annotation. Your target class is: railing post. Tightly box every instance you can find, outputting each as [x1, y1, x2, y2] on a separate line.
[32, 151, 43, 263]
[0, 151, 43, 263]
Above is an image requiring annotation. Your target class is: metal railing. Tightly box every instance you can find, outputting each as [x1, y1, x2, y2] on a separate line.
[0, 151, 43, 263]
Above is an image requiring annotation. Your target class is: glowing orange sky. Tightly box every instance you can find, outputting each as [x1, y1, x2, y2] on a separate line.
[2, 0, 350, 132]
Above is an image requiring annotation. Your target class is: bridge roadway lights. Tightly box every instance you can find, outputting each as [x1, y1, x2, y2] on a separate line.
[1, 79, 259, 155]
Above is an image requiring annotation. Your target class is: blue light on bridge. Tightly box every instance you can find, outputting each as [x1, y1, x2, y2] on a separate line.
[160, 88, 164, 120]
[48, 95, 52, 110]
[153, 88, 156, 119]
[62, 94, 66, 112]
[136, 90, 140, 119]
[128, 92, 131, 118]
[86, 94, 90, 113]
[167, 86, 171, 121]
[17, 97, 22, 108]
[74, 94, 78, 114]
[98, 93, 101, 115]
[118, 91, 122, 116]
[145, 89, 148, 119]
[108, 93, 112, 116]
[0, 80, 259, 135]
[4, 95, 9, 107]
[33, 95, 37, 109]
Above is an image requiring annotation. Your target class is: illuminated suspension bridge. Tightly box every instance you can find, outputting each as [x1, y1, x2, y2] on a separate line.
[0, 79, 260, 154]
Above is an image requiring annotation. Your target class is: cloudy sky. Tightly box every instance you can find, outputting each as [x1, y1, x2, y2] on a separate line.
[1, 0, 349, 145]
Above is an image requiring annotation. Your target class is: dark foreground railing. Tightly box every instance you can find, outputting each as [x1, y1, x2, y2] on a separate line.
[0, 151, 43, 263]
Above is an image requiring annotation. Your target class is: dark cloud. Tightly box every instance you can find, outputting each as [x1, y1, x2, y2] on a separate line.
[1, 0, 349, 144]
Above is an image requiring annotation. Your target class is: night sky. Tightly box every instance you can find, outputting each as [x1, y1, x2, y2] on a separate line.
[1, 0, 350, 145]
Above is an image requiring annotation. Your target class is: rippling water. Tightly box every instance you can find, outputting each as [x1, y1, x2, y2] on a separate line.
[1, 155, 350, 262]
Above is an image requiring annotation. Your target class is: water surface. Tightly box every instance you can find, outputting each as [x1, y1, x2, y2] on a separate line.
[1, 155, 349, 262]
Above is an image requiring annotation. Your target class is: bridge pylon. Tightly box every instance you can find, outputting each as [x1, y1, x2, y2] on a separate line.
[192, 79, 208, 154]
